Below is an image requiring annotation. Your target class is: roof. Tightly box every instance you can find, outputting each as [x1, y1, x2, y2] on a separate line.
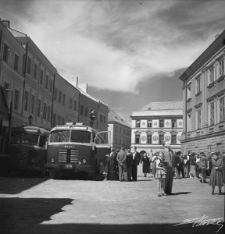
[179, 30, 225, 81]
[108, 109, 130, 127]
[140, 101, 183, 111]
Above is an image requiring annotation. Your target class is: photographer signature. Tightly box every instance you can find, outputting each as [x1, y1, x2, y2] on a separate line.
[173, 215, 224, 233]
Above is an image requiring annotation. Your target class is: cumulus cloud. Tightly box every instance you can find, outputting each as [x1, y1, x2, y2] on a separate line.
[1, 0, 225, 93]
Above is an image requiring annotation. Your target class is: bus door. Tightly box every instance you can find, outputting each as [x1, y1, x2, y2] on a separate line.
[94, 131, 111, 173]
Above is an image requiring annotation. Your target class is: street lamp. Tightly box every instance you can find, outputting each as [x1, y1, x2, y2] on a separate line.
[89, 110, 95, 127]
[28, 115, 33, 125]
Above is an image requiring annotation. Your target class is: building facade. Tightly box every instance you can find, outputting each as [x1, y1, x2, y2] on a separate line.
[108, 109, 131, 150]
[179, 30, 225, 154]
[53, 73, 79, 126]
[131, 101, 183, 154]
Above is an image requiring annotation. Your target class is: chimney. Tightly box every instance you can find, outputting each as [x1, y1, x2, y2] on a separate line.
[76, 77, 78, 87]
[1, 20, 10, 28]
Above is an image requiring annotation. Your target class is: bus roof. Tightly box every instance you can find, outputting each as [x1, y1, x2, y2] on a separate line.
[50, 123, 98, 133]
[11, 125, 49, 136]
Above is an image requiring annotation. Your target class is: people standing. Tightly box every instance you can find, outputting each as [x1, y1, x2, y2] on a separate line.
[174, 152, 181, 179]
[116, 147, 127, 182]
[183, 154, 190, 178]
[151, 152, 158, 178]
[142, 152, 150, 177]
[199, 152, 209, 183]
[189, 153, 197, 179]
[209, 152, 224, 195]
[126, 148, 133, 181]
[132, 146, 140, 181]
[155, 151, 167, 197]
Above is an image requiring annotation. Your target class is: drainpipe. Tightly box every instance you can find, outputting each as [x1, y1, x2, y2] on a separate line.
[21, 42, 29, 116]
[51, 72, 56, 128]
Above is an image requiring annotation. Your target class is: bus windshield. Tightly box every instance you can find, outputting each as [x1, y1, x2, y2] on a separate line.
[11, 132, 39, 146]
[49, 130, 91, 143]
[71, 130, 91, 143]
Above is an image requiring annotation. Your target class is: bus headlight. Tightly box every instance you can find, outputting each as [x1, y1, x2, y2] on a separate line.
[51, 158, 55, 163]
[83, 159, 86, 164]
[31, 158, 36, 163]
[78, 161, 82, 165]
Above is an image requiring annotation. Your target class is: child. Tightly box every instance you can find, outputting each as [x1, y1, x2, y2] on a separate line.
[156, 151, 167, 197]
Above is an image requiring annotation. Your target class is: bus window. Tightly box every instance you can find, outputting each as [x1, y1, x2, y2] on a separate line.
[71, 130, 91, 143]
[49, 130, 70, 143]
[39, 136, 46, 147]
[11, 133, 39, 145]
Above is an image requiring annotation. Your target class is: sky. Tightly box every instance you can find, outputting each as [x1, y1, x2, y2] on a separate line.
[0, 0, 225, 124]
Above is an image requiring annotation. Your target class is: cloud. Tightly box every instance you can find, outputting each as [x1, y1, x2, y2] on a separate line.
[1, 0, 225, 93]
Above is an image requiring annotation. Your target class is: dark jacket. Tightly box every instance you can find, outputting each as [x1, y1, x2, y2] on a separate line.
[126, 153, 133, 168]
[133, 151, 140, 165]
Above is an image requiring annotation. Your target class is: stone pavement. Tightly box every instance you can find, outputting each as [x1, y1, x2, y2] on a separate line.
[0, 165, 224, 234]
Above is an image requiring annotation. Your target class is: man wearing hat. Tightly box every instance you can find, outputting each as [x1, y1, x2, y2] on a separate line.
[199, 152, 209, 183]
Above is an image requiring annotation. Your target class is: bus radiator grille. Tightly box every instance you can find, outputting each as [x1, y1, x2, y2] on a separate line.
[58, 149, 79, 163]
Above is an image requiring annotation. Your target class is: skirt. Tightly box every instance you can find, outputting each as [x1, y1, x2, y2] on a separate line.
[155, 168, 166, 179]
[209, 167, 224, 187]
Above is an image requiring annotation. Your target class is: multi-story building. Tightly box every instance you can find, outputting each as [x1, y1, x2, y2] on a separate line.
[52, 73, 79, 126]
[131, 101, 183, 154]
[78, 83, 109, 131]
[108, 109, 131, 150]
[179, 30, 225, 154]
[9, 27, 57, 130]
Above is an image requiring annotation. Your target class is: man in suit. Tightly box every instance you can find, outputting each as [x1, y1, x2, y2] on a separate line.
[132, 146, 140, 181]
[116, 147, 127, 182]
[126, 148, 133, 181]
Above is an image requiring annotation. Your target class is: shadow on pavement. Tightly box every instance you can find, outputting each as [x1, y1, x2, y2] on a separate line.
[168, 192, 192, 196]
[0, 176, 49, 194]
[0, 197, 223, 234]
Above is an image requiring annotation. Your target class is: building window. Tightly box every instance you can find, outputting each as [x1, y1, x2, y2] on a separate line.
[3, 43, 9, 62]
[62, 117, 65, 125]
[219, 59, 224, 77]
[100, 114, 103, 122]
[74, 100, 76, 111]
[210, 102, 215, 126]
[33, 63, 38, 80]
[14, 54, 19, 72]
[80, 105, 83, 115]
[136, 120, 140, 128]
[31, 94, 35, 114]
[14, 89, 19, 111]
[85, 107, 88, 117]
[147, 134, 152, 144]
[47, 106, 51, 121]
[43, 103, 47, 120]
[40, 70, 44, 85]
[50, 79, 53, 93]
[219, 97, 225, 122]
[172, 119, 176, 128]
[159, 134, 164, 145]
[57, 115, 61, 125]
[27, 57, 32, 74]
[52, 114, 56, 126]
[187, 84, 191, 99]
[54, 88, 57, 101]
[45, 75, 49, 89]
[24, 91, 29, 111]
[58, 90, 62, 103]
[70, 98, 72, 109]
[147, 120, 152, 128]
[135, 134, 140, 144]
[209, 66, 214, 83]
[187, 114, 192, 132]
[159, 120, 164, 128]
[63, 94, 65, 105]
[171, 134, 177, 144]
[37, 99, 41, 117]
[196, 76, 201, 94]
[196, 109, 202, 129]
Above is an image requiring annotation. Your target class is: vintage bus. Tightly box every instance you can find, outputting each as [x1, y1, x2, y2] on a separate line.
[46, 123, 110, 179]
[9, 125, 49, 176]
[46, 122, 111, 179]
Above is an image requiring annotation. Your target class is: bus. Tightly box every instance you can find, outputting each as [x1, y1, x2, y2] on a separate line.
[46, 122, 111, 179]
[9, 125, 49, 176]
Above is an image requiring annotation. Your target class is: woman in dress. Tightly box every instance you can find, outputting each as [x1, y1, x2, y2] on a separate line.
[155, 151, 167, 197]
[209, 152, 224, 195]
[142, 152, 150, 177]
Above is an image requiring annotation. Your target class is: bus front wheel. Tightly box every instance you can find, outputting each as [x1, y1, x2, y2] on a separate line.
[49, 170, 58, 179]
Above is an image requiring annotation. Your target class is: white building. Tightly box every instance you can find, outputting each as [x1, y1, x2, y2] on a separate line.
[131, 101, 183, 154]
